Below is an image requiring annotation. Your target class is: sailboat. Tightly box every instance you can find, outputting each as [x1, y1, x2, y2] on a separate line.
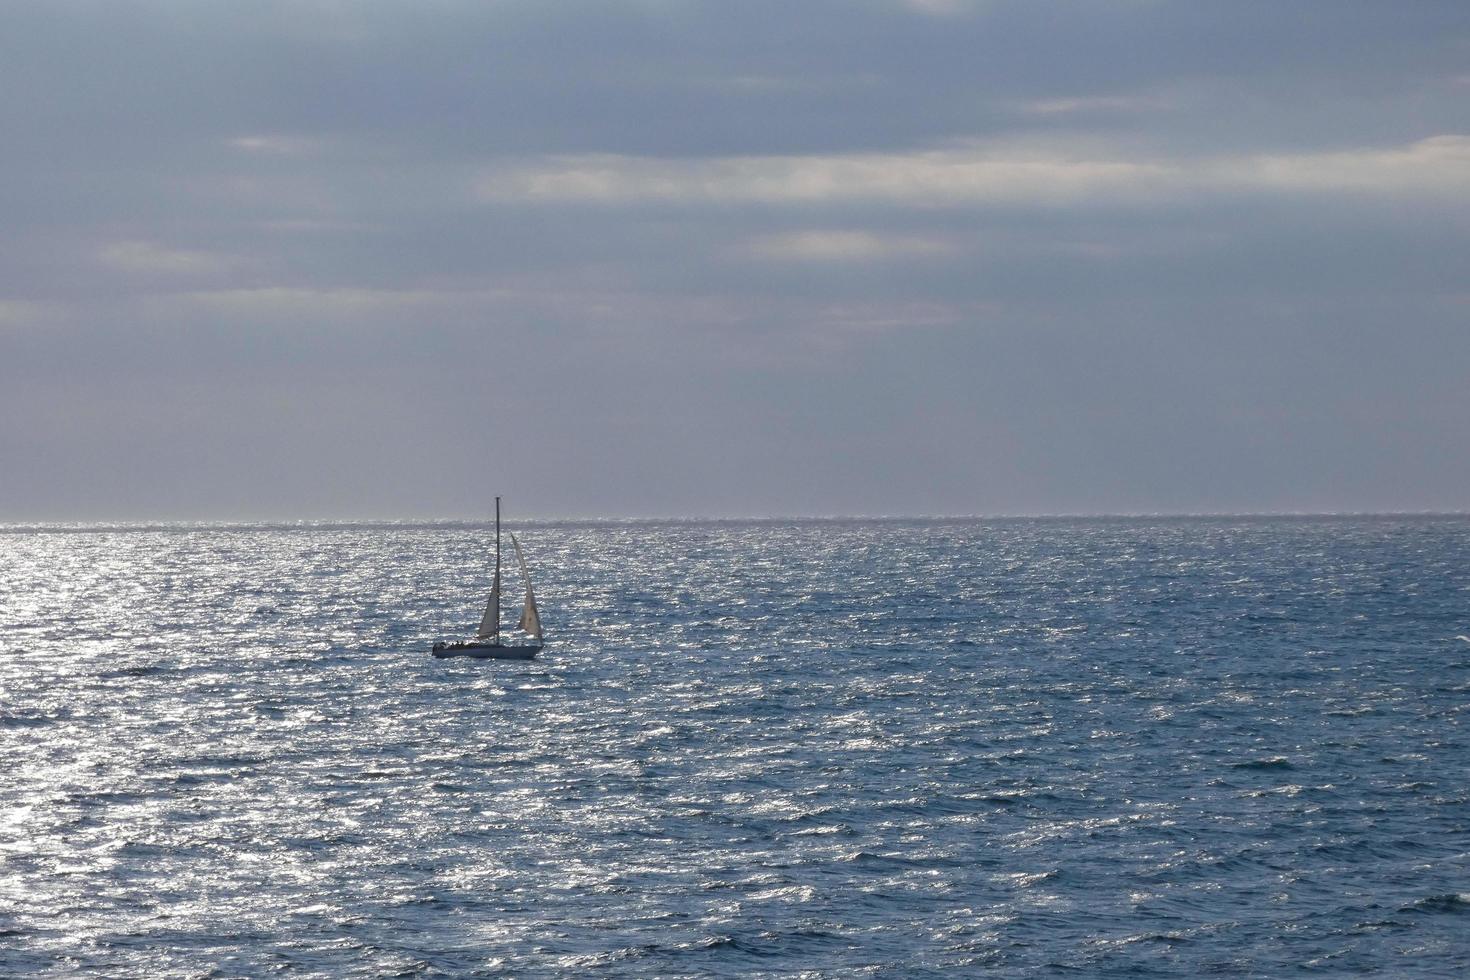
[432, 496, 545, 659]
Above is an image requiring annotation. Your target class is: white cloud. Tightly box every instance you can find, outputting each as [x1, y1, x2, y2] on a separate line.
[476, 135, 1470, 209]
[1224, 135, 1470, 194]
[227, 134, 324, 156]
[748, 230, 954, 262]
[1021, 95, 1174, 116]
[99, 241, 228, 275]
[478, 146, 1169, 207]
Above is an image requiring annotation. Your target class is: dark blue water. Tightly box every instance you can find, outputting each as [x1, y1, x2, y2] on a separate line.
[2, 517, 1468, 976]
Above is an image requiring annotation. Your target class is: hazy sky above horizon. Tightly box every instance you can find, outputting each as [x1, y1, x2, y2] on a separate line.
[3, 0, 1468, 520]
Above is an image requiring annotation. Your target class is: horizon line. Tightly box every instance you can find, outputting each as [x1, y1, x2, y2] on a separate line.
[3, 509, 1468, 531]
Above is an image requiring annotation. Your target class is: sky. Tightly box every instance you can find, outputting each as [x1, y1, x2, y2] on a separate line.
[2, 0, 1467, 520]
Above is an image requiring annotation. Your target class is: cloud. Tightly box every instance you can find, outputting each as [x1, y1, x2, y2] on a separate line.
[4, 2, 1469, 518]
[477, 135, 1470, 209]
[99, 241, 230, 275]
[747, 230, 954, 262]
[477, 146, 1169, 207]
[227, 134, 324, 156]
[1020, 95, 1174, 116]
[1229, 135, 1470, 194]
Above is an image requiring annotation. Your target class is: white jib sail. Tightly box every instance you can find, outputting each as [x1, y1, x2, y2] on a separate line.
[476, 569, 501, 640]
[510, 533, 543, 641]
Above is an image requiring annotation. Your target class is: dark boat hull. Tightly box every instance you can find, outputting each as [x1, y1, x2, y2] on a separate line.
[432, 640, 540, 660]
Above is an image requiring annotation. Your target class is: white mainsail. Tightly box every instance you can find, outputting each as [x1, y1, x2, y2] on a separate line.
[511, 533, 543, 641]
[476, 569, 501, 640]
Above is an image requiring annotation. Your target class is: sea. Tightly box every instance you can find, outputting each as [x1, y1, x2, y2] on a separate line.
[1, 516, 1468, 977]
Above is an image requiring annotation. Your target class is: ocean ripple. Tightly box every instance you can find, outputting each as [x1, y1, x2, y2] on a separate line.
[2, 516, 1468, 976]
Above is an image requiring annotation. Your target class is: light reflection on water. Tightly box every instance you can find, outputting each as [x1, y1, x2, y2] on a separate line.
[1, 517, 1468, 976]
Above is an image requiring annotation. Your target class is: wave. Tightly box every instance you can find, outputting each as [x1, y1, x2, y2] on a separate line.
[1400, 894, 1470, 915]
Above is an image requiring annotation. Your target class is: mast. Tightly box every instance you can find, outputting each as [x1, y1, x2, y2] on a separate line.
[494, 495, 501, 642]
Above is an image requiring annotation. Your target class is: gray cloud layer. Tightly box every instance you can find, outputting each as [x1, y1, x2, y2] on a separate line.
[2, 0, 1467, 518]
